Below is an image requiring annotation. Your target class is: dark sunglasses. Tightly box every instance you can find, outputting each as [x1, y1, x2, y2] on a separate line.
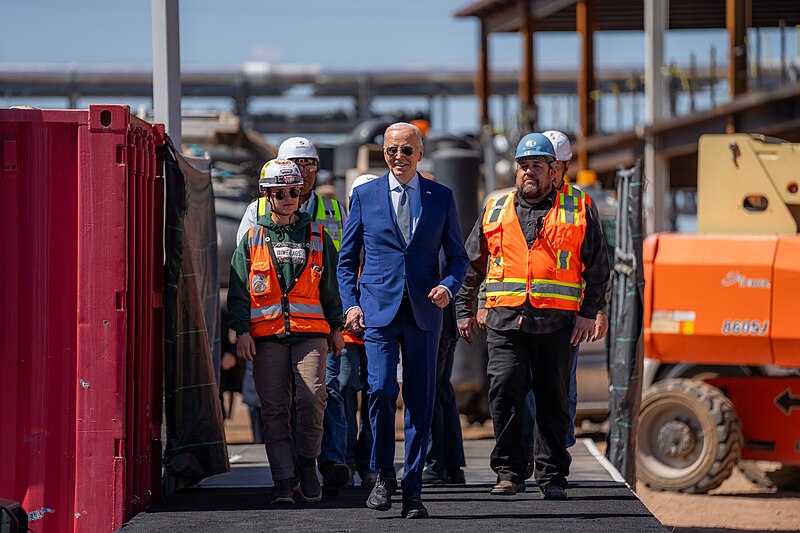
[292, 158, 319, 170]
[385, 145, 416, 157]
[272, 187, 302, 200]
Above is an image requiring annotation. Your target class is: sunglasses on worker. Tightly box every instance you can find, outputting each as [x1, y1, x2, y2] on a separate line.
[385, 145, 416, 157]
[271, 187, 302, 200]
[292, 158, 319, 171]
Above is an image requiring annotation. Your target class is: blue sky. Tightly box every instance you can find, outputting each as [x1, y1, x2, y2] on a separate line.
[2, 0, 796, 134]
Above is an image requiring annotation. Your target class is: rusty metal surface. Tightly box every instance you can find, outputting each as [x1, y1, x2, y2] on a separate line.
[455, 0, 800, 33]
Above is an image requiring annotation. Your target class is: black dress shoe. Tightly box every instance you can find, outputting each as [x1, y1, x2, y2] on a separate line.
[320, 461, 351, 488]
[542, 484, 568, 500]
[366, 475, 397, 511]
[447, 468, 466, 485]
[421, 467, 447, 485]
[401, 492, 429, 519]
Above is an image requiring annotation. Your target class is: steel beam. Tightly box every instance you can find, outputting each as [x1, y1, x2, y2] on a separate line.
[519, 0, 536, 131]
[644, 0, 670, 234]
[151, 0, 182, 147]
[478, 18, 491, 126]
[726, 0, 748, 132]
[576, 0, 596, 170]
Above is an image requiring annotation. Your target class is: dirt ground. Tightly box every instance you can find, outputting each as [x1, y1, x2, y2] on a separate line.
[222, 393, 800, 531]
[593, 441, 800, 532]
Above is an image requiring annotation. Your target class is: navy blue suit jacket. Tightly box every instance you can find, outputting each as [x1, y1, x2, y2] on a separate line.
[337, 172, 468, 332]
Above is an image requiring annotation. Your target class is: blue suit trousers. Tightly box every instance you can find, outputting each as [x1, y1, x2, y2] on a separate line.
[364, 297, 439, 494]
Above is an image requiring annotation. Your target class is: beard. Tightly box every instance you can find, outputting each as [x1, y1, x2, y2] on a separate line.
[519, 181, 540, 200]
[521, 181, 537, 195]
[519, 179, 552, 203]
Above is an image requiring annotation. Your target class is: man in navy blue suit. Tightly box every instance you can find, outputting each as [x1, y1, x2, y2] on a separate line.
[337, 122, 468, 519]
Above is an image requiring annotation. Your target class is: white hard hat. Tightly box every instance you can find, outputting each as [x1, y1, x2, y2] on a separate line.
[542, 130, 572, 162]
[258, 159, 303, 193]
[277, 136, 318, 160]
[349, 174, 380, 199]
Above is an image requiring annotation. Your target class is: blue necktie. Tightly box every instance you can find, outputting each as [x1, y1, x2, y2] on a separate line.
[397, 184, 411, 244]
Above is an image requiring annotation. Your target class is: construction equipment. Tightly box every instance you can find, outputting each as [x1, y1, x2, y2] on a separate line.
[638, 134, 800, 493]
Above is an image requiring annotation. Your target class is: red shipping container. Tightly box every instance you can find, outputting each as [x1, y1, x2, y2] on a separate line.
[0, 105, 164, 532]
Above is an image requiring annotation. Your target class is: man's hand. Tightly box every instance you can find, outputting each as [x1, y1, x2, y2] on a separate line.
[236, 332, 256, 361]
[428, 286, 451, 308]
[457, 317, 479, 344]
[570, 316, 595, 346]
[345, 307, 365, 333]
[593, 312, 609, 341]
[329, 329, 345, 358]
[476, 308, 488, 329]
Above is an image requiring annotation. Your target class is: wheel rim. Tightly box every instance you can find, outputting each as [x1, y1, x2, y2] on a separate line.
[638, 396, 708, 481]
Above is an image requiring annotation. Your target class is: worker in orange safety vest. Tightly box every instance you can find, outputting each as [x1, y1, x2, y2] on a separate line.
[455, 133, 609, 500]
[228, 158, 344, 505]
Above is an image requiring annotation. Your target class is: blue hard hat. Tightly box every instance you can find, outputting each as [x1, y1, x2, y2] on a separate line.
[515, 133, 556, 161]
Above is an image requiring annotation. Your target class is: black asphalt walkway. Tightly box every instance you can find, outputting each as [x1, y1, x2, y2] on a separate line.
[122, 440, 665, 532]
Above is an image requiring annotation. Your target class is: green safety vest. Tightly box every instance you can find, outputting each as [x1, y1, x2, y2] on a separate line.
[258, 192, 344, 251]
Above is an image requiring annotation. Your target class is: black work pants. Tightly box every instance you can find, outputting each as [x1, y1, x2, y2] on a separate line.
[486, 326, 573, 489]
[426, 331, 466, 472]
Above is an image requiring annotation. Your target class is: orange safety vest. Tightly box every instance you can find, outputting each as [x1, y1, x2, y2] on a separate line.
[247, 223, 330, 337]
[482, 185, 591, 311]
[342, 331, 364, 345]
[342, 264, 364, 345]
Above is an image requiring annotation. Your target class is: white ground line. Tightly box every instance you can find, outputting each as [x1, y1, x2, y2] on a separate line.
[581, 438, 627, 484]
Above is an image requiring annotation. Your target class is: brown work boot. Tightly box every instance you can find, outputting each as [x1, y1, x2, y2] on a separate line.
[271, 478, 295, 505]
[297, 457, 322, 502]
[490, 479, 526, 495]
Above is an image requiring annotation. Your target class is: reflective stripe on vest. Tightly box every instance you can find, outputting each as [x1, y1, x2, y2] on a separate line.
[484, 279, 527, 298]
[246, 223, 330, 337]
[482, 190, 587, 311]
[529, 279, 582, 302]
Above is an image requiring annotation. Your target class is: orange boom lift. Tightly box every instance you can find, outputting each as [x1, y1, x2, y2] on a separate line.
[637, 134, 800, 493]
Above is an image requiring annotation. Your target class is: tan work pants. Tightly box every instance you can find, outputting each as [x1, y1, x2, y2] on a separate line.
[252, 337, 328, 481]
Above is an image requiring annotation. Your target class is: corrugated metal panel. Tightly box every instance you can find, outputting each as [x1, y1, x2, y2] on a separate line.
[0, 105, 164, 533]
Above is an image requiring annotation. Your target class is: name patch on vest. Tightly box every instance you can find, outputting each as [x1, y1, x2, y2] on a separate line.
[273, 243, 307, 264]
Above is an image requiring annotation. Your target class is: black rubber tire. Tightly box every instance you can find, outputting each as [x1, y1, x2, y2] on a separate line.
[637, 378, 743, 494]
[654, 364, 763, 482]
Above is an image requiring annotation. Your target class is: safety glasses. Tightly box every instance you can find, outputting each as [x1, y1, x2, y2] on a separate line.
[272, 187, 302, 200]
[385, 145, 416, 157]
[292, 158, 319, 171]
